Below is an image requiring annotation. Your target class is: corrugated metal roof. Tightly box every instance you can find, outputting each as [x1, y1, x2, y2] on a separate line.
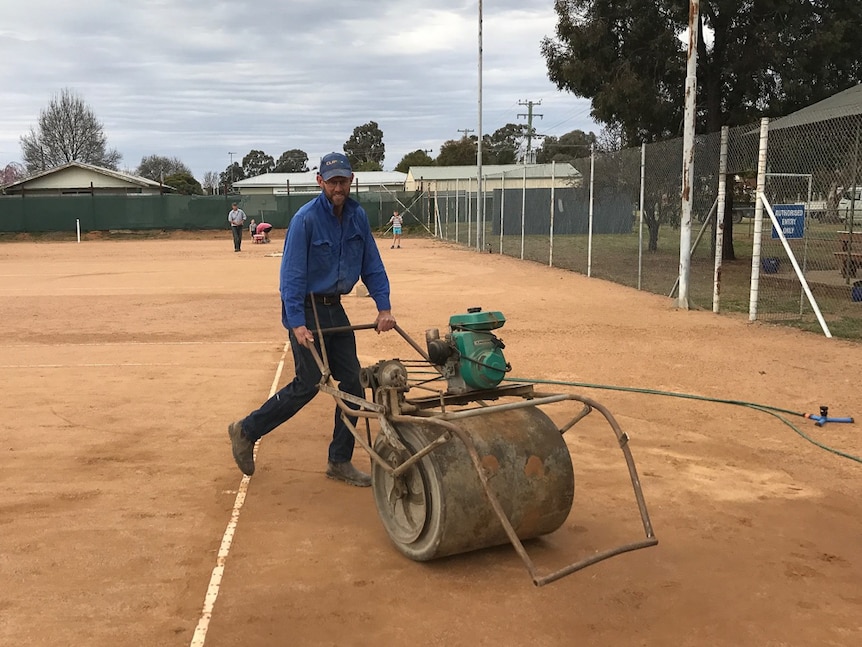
[234, 171, 407, 188]
[2, 161, 165, 191]
[769, 83, 862, 130]
[406, 163, 581, 181]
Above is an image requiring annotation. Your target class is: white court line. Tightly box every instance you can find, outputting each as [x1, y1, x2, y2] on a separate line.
[190, 341, 290, 647]
[2, 341, 280, 348]
[0, 362, 181, 369]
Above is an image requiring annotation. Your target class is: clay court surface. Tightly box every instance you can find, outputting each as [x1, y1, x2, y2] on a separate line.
[1, 232, 861, 646]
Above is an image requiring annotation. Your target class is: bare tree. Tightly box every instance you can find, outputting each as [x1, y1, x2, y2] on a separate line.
[19, 88, 122, 172]
[202, 171, 219, 194]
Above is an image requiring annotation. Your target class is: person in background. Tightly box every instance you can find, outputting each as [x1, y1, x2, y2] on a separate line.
[228, 202, 247, 252]
[228, 152, 397, 487]
[249, 218, 257, 237]
[388, 210, 403, 249]
[256, 221, 273, 243]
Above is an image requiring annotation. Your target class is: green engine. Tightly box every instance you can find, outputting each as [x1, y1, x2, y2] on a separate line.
[425, 307, 510, 393]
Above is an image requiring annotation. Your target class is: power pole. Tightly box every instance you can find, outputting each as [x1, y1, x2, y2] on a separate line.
[457, 128, 475, 139]
[228, 151, 237, 191]
[517, 100, 543, 164]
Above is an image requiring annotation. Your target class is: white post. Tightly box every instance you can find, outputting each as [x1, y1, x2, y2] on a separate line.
[638, 143, 646, 289]
[678, 0, 700, 309]
[549, 161, 556, 267]
[455, 178, 460, 243]
[520, 164, 527, 260]
[713, 126, 729, 313]
[76, 219, 81, 243]
[749, 117, 770, 322]
[588, 143, 595, 277]
[499, 172, 505, 253]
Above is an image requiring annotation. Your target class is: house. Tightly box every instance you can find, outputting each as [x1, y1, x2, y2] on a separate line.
[1, 161, 170, 196]
[404, 163, 582, 193]
[233, 171, 407, 196]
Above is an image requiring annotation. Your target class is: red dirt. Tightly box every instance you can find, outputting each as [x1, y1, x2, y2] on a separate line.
[1, 233, 860, 646]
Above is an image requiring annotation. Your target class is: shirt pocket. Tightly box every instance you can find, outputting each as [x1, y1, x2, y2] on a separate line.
[309, 239, 333, 274]
[345, 233, 364, 268]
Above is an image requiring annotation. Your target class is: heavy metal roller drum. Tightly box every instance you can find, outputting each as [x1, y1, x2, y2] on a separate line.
[371, 406, 574, 561]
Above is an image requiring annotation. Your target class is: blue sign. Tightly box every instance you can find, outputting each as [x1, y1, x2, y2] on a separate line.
[771, 204, 805, 239]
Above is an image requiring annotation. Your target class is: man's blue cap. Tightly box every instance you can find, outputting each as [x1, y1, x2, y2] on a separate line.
[319, 152, 353, 181]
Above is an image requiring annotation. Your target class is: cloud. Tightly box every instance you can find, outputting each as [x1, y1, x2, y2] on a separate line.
[0, 0, 597, 178]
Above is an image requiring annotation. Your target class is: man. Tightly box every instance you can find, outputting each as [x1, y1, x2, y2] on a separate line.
[228, 152, 396, 487]
[228, 202, 247, 252]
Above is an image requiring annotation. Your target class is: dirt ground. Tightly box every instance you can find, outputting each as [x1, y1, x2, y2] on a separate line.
[1, 232, 861, 647]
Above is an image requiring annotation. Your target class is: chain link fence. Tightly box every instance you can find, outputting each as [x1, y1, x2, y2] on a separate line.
[430, 113, 862, 341]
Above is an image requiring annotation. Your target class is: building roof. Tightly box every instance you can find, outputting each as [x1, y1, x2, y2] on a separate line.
[406, 163, 581, 182]
[234, 170, 407, 188]
[769, 83, 862, 130]
[1, 161, 166, 192]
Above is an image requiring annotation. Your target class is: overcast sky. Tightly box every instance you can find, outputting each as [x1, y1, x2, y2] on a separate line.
[0, 0, 598, 180]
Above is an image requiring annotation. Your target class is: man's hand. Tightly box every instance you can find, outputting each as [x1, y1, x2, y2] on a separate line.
[292, 325, 315, 348]
[375, 310, 396, 333]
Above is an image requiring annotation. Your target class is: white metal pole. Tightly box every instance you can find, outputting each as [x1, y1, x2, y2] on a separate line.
[760, 195, 831, 337]
[477, 0, 484, 252]
[455, 178, 460, 243]
[76, 219, 81, 243]
[549, 161, 556, 266]
[520, 164, 526, 260]
[499, 172, 505, 253]
[749, 117, 770, 322]
[678, 0, 699, 309]
[467, 177, 479, 247]
[713, 126, 729, 313]
[638, 143, 645, 289]
[588, 144, 595, 277]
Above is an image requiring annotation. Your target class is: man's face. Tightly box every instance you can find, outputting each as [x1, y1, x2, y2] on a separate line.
[317, 174, 353, 207]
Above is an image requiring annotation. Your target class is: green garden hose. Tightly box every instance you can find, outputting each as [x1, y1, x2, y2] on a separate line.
[503, 377, 861, 464]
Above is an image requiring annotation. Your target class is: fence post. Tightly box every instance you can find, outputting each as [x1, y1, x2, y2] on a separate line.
[588, 144, 595, 278]
[638, 143, 646, 290]
[748, 117, 770, 322]
[549, 161, 556, 267]
[713, 127, 729, 313]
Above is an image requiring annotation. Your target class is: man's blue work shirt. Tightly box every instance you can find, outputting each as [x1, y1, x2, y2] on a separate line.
[280, 192, 391, 330]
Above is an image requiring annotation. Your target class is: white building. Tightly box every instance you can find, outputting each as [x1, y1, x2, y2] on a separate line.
[404, 163, 582, 193]
[233, 171, 407, 196]
[1, 161, 170, 196]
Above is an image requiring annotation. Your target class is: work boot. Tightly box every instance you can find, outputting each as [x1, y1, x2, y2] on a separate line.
[228, 420, 255, 476]
[326, 460, 371, 487]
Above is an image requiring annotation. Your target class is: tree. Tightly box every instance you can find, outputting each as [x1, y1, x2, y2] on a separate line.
[483, 124, 528, 164]
[274, 149, 309, 172]
[537, 129, 597, 164]
[164, 172, 203, 195]
[19, 88, 122, 172]
[136, 155, 191, 181]
[343, 121, 385, 168]
[437, 137, 477, 166]
[219, 163, 245, 191]
[1, 162, 25, 186]
[242, 150, 275, 178]
[202, 171, 219, 194]
[395, 149, 435, 173]
[542, 1, 862, 144]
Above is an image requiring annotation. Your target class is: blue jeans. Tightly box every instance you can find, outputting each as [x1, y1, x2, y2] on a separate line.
[241, 302, 362, 463]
